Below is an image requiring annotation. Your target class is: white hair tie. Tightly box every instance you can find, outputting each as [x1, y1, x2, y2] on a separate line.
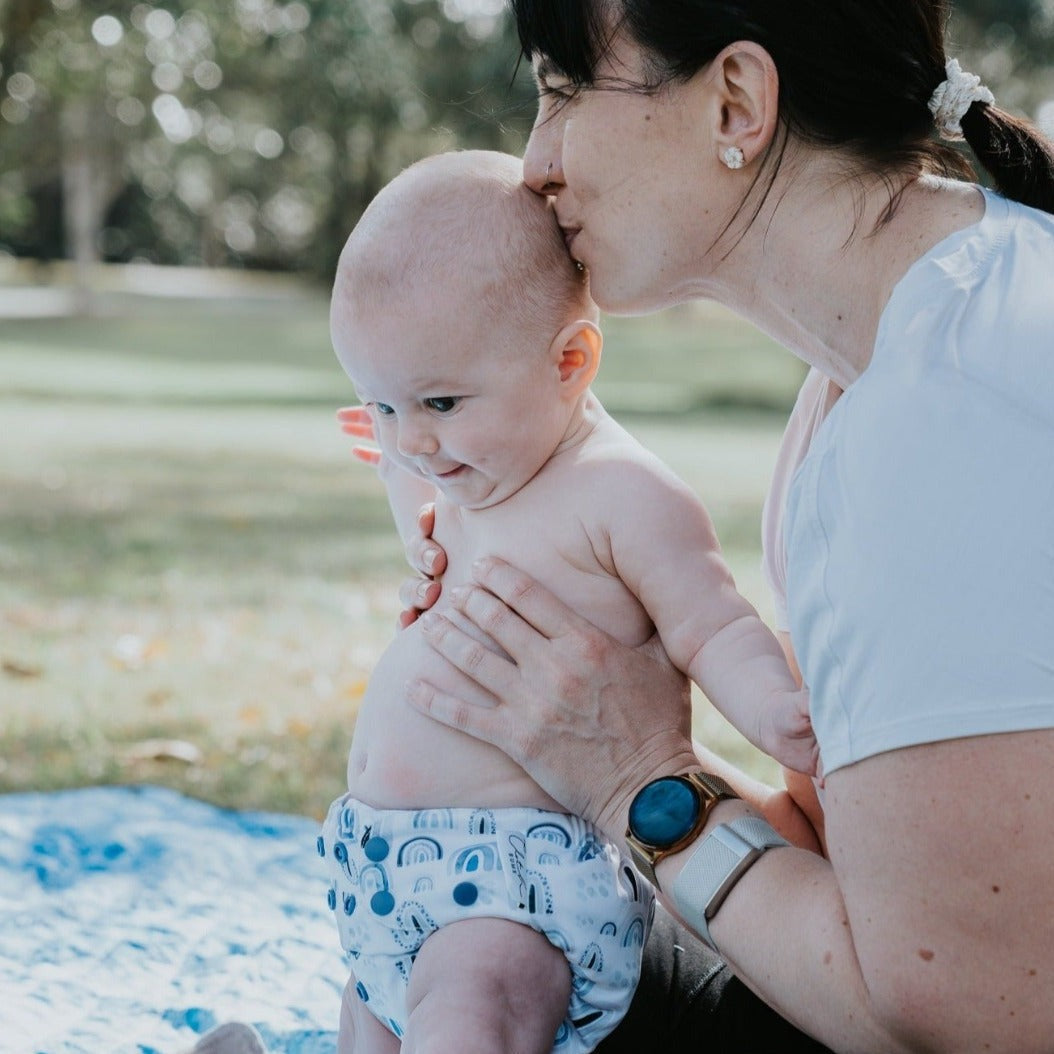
[928, 58, 995, 141]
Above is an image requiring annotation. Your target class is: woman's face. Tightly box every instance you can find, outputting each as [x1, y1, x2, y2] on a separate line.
[523, 33, 730, 315]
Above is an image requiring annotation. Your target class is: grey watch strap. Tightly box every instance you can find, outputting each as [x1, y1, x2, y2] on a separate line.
[671, 815, 790, 951]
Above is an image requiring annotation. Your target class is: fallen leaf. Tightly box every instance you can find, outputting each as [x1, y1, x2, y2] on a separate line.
[1, 659, 43, 679]
[124, 738, 203, 765]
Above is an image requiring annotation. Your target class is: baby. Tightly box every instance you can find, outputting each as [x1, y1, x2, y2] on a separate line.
[320, 150, 814, 1054]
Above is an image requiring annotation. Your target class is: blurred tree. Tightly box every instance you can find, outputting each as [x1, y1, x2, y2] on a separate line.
[0, 0, 533, 286]
[0, 0, 1048, 286]
[950, 0, 1054, 119]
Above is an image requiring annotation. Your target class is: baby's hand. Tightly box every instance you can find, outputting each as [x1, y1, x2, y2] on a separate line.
[761, 689, 821, 779]
[337, 405, 386, 472]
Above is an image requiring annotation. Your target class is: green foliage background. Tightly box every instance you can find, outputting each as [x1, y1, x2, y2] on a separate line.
[1, 0, 1051, 279]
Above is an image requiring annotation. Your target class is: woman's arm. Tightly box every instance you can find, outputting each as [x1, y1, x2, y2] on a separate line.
[409, 560, 1054, 1053]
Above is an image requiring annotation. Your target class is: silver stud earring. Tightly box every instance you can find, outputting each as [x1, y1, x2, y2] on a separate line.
[721, 146, 745, 170]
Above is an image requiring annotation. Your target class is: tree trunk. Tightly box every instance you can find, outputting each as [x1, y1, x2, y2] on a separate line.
[60, 98, 102, 314]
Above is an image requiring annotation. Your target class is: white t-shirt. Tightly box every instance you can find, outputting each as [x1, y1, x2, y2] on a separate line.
[785, 186, 1054, 775]
[761, 367, 841, 632]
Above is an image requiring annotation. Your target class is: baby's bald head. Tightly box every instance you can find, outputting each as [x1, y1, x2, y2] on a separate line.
[331, 150, 593, 357]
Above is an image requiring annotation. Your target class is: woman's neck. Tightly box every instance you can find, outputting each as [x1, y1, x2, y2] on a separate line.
[688, 167, 986, 390]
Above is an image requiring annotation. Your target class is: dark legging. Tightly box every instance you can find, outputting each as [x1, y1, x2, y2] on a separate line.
[596, 908, 833, 1054]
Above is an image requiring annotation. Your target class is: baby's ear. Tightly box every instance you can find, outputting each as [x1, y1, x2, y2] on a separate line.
[551, 320, 602, 394]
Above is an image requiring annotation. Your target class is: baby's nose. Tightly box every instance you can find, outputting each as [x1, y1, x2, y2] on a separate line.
[397, 418, 438, 457]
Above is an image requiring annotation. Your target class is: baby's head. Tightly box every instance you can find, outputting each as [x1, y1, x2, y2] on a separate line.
[333, 150, 594, 353]
[331, 150, 602, 509]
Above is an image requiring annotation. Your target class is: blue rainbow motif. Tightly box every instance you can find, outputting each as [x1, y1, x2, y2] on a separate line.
[393, 900, 438, 951]
[467, 809, 497, 835]
[451, 842, 499, 874]
[412, 809, 455, 830]
[527, 822, 573, 848]
[397, 837, 442, 867]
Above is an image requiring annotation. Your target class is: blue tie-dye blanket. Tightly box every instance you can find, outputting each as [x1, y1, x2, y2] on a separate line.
[0, 785, 344, 1054]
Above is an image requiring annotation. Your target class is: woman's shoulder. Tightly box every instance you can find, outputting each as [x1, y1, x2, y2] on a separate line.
[859, 186, 1054, 434]
[884, 185, 1054, 332]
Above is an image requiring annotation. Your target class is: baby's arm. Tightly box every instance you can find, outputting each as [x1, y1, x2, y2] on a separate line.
[604, 459, 817, 775]
[338, 405, 437, 545]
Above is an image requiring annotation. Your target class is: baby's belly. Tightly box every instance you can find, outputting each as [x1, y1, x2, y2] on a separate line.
[345, 619, 562, 812]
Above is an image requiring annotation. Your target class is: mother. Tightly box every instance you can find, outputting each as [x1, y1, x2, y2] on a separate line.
[404, 1, 1054, 1050]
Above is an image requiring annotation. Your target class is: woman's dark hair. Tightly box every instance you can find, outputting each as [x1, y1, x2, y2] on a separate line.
[511, 0, 1054, 215]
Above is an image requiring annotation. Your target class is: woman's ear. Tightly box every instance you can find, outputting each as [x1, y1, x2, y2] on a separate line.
[551, 320, 602, 396]
[710, 40, 779, 165]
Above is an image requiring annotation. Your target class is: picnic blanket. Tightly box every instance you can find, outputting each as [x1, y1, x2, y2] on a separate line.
[0, 785, 344, 1054]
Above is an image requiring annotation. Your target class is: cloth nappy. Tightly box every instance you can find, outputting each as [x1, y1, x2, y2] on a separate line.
[319, 794, 653, 1052]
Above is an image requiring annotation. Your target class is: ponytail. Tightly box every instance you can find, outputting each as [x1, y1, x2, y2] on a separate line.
[960, 104, 1054, 215]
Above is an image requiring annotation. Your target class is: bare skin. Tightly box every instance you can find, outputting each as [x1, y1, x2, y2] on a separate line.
[395, 33, 1054, 1054]
[338, 923, 572, 1054]
[329, 150, 817, 1052]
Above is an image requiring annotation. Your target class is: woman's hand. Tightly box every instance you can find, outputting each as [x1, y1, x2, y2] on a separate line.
[338, 406, 447, 627]
[337, 404, 383, 469]
[396, 503, 445, 628]
[407, 557, 698, 836]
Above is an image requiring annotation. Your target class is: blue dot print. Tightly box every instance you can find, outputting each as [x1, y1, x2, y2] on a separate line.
[316, 836, 325, 857]
[453, 881, 478, 906]
[371, 890, 396, 915]
[356, 981, 369, 1002]
[364, 836, 390, 862]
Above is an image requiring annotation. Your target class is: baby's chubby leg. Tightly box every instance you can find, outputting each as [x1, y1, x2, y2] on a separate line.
[339, 971, 401, 1054]
[403, 917, 572, 1054]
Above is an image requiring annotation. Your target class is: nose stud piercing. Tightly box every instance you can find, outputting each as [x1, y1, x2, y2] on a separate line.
[721, 146, 745, 170]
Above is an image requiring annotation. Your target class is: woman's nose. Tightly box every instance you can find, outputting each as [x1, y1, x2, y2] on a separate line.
[523, 126, 562, 195]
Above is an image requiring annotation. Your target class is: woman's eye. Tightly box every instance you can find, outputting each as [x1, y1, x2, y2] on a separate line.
[541, 78, 579, 103]
[372, 402, 395, 416]
[424, 397, 460, 414]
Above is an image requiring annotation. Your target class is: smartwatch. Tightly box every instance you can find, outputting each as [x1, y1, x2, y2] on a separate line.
[625, 771, 737, 886]
[672, 815, 791, 950]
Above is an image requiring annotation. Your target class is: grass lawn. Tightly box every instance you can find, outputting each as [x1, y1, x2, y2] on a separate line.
[0, 274, 806, 819]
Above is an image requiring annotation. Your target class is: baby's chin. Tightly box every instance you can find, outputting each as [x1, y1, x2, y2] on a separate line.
[435, 472, 533, 512]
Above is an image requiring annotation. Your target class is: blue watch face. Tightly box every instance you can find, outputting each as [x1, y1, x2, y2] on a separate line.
[628, 777, 700, 848]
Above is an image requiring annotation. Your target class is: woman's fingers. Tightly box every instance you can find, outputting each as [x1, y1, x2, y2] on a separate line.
[418, 611, 522, 702]
[467, 557, 583, 641]
[405, 503, 446, 577]
[398, 576, 441, 613]
[351, 445, 381, 465]
[406, 679, 517, 755]
[337, 406, 374, 438]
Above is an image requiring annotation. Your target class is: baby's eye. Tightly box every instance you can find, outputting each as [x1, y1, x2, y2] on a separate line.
[371, 402, 395, 416]
[424, 397, 460, 414]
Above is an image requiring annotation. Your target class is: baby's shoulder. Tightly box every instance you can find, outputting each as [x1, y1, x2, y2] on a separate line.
[563, 421, 702, 510]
